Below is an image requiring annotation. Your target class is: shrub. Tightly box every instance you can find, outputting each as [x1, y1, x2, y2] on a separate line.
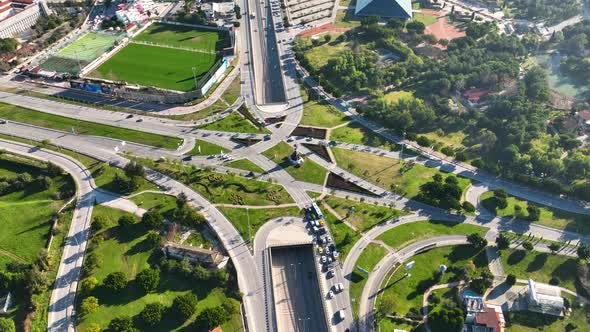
[103, 272, 127, 292]
[140, 303, 165, 326]
[462, 201, 475, 212]
[527, 205, 540, 221]
[118, 215, 136, 228]
[467, 233, 487, 249]
[80, 296, 99, 316]
[578, 245, 590, 260]
[522, 241, 533, 251]
[108, 316, 137, 332]
[136, 268, 160, 293]
[80, 277, 98, 293]
[549, 276, 561, 286]
[197, 306, 229, 330]
[91, 215, 108, 232]
[142, 210, 163, 229]
[0, 318, 15, 332]
[86, 324, 102, 332]
[173, 293, 198, 320]
[506, 274, 516, 286]
[496, 233, 510, 250]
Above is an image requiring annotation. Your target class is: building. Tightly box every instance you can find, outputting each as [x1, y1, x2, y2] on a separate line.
[461, 88, 490, 107]
[464, 293, 505, 332]
[0, 0, 50, 38]
[115, 0, 156, 25]
[162, 242, 229, 269]
[354, 0, 412, 19]
[526, 279, 564, 316]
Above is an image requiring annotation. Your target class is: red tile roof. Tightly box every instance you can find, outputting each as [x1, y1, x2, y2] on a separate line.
[462, 88, 490, 103]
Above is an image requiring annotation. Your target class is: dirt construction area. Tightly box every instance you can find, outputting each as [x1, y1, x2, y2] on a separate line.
[423, 9, 466, 41]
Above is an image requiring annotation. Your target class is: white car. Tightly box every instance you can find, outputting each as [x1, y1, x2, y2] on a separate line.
[337, 309, 345, 321]
[327, 290, 334, 299]
[320, 255, 327, 264]
[333, 283, 344, 293]
[332, 251, 340, 259]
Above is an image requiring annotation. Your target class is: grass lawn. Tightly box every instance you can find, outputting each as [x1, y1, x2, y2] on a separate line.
[350, 243, 388, 317]
[383, 90, 414, 103]
[377, 220, 487, 251]
[413, 12, 439, 26]
[378, 245, 488, 316]
[263, 142, 328, 186]
[334, 9, 361, 28]
[217, 206, 302, 242]
[332, 148, 470, 198]
[324, 210, 359, 260]
[303, 37, 350, 71]
[506, 308, 590, 332]
[91, 43, 217, 92]
[139, 158, 293, 206]
[499, 248, 580, 292]
[300, 86, 349, 128]
[189, 139, 229, 156]
[197, 113, 267, 134]
[169, 99, 229, 122]
[0, 103, 182, 149]
[129, 192, 177, 214]
[323, 196, 405, 231]
[77, 205, 241, 332]
[225, 159, 265, 173]
[0, 154, 74, 262]
[330, 122, 399, 150]
[480, 192, 590, 235]
[133, 23, 229, 51]
[422, 130, 467, 150]
[221, 75, 241, 104]
[379, 317, 422, 332]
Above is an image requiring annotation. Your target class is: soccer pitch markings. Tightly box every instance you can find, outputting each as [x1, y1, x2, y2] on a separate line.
[133, 23, 230, 52]
[58, 32, 123, 62]
[89, 43, 218, 92]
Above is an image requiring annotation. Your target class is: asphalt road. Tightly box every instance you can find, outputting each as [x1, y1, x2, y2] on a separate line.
[0, 139, 96, 332]
[271, 245, 327, 332]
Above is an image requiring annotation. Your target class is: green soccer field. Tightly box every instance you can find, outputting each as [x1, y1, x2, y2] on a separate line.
[90, 43, 218, 91]
[133, 23, 230, 51]
[58, 32, 123, 62]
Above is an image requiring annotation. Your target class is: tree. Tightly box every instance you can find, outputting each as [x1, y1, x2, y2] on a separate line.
[496, 233, 510, 249]
[85, 324, 102, 332]
[123, 161, 145, 178]
[80, 296, 99, 316]
[140, 303, 165, 326]
[91, 215, 108, 232]
[197, 306, 229, 330]
[493, 189, 508, 210]
[142, 210, 163, 229]
[118, 215, 136, 228]
[0, 318, 15, 332]
[526, 205, 540, 221]
[0, 38, 18, 54]
[467, 233, 487, 249]
[136, 268, 160, 293]
[548, 242, 561, 253]
[80, 276, 98, 293]
[173, 293, 198, 320]
[462, 201, 475, 212]
[378, 295, 396, 318]
[108, 316, 137, 332]
[324, 34, 332, 43]
[577, 245, 590, 260]
[428, 307, 464, 332]
[223, 298, 241, 316]
[145, 232, 162, 248]
[176, 192, 188, 208]
[506, 274, 516, 286]
[406, 21, 425, 34]
[522, 240, 534, 251]
[523, 66, 549, 102]
[103, 272, 128, 291]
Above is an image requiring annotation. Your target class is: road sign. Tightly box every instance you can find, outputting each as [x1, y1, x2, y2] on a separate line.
[356, 266, 369, 275]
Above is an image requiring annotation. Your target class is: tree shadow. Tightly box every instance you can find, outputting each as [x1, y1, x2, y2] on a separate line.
[526, 253, 548, 272]
[506, 250, 526, 266]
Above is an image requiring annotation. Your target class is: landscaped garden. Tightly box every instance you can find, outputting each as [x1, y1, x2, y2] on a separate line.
[0, 103, 182, 149]
[263, 142, 328, 185]
[189, 140, 229, 156]
[76, 204, 242, 332]
[349, 243, 388, 317]
[198, 113, 267, 134]
[332, 148, 470, 198]
[481, 191, 590, 235]
[299, 86, 349, 128]
[225, 159, 265, 173]
[322, 195, 405, 231]
[217, 206, 302, 242]
[376, 220, 487, 250]
[0, 153, 76, 331]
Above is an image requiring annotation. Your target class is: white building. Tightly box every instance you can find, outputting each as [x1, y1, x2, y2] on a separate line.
[0, 0, 50, 38]
[527, 279, 564, 316]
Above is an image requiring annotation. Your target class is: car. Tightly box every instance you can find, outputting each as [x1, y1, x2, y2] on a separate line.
[183, 156, 192, 161]
[327, 256, 333, 264]
[324, 236, 332, 243]
[126, 114, 133, 118]
[336, 309, 346, 321]
[327, 290, 334, 299]
[327, 270, 335, 278]
[332, 283, 344, 293]
[287, 137, 295, 142]
[0, 119, 6, 124]
[332, 251, 340, 259]
[318, 219, 324, 226]
[136, 118, 143, 122]
[264, 134, 271, 141]
[318, 247, 324, 254]
[320, 255, 327, 264]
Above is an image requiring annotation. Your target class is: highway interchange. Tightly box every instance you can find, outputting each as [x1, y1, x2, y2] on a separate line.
[0, 1, 589, 332]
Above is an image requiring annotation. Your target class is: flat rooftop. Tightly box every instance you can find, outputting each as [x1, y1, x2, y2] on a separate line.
[271, 245, 328, 332]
